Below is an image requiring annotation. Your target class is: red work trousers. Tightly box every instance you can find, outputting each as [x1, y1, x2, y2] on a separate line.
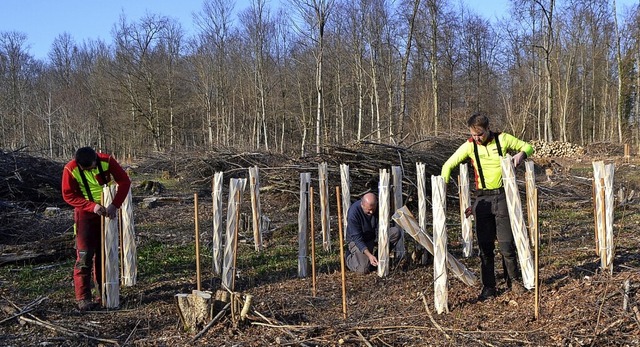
[73, 209, 102, 301]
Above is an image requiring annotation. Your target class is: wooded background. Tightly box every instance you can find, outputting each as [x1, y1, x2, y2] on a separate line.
[0, 0, 638, 159]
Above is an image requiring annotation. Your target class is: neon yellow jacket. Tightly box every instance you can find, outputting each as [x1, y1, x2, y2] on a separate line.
[441, 132, 534, 189]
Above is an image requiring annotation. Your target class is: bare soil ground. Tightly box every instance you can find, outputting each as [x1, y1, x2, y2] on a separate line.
[1, 142, 639, 346]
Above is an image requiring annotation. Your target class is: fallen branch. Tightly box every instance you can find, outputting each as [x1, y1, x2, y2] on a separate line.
[420, 292, 450, 340]
[355, 330, 373, 347]
[192, 302, 231, 341]
[19, 315, 119, 345]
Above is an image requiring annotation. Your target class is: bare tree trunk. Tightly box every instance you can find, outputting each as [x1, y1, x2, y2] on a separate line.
[398, 0, 420, 141]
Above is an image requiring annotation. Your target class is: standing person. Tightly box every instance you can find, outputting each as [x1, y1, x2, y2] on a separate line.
[62, 147, 131, 311]
[345, 192, 401, 274]
[441, 113, 534, 301]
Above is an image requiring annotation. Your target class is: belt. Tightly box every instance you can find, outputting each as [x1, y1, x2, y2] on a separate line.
[475, 187, 504, 196]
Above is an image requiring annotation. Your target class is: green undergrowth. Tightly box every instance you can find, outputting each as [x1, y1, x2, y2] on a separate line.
[0, 261, 72, 299]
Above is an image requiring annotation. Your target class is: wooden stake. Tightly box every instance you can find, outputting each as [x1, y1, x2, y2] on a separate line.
[310, 186, 317, 297]
[335, 186, 348, 320]
[194, 193, 201, 291]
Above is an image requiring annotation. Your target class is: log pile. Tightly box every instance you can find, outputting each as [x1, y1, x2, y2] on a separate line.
[530, 140, 585, 158]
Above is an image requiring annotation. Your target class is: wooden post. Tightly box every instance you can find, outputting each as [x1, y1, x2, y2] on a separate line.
[194, 193, 201, 291]
[310, 186, 317, 297]
[336, 186, 348, 320]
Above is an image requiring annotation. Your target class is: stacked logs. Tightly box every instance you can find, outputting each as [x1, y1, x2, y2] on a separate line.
[530, 140, 585, 158]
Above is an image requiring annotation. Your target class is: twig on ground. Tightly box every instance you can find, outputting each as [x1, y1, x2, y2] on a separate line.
[192, 302, 231, 341]
[356, 330, 373, 347]
[419, 292, 450, 340]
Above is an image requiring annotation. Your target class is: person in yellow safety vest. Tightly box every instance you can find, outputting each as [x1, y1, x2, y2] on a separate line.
[62, 147, 131, 311]
[441, 113, 534, 301]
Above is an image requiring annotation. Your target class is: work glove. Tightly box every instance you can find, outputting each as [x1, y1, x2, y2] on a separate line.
[512, 152, 526, 167]
[105, 204, 118, 219]
[93, 204, 105, 216]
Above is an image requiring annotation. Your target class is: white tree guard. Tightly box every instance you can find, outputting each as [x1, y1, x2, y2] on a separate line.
[432, 175, 449, 314]
[458, 163, 473, 257]
[525, 161, 537, 246]
[222, 178, 246, 291]
[392, 206, 476, 286]
[500, 156, 535, 290]
[416, 163, 428, 256]
[604, 164, 615, 274]
[102, 185, 120, 308]
[318, 162, 331, 252]
[593, 161, 605, 263]
[249, 166, 263, 252]
[212, 172, 224, 276]
[298, 173, 311, 278]
[339, 164, 350, 233]
[121, 187, 137, 286]
[391, 166, 406, 261]
[593, 161, 615, 273]
[378, 169, 390, 277]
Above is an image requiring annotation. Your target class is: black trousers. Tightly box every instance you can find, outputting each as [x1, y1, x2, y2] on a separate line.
[473, 192, 519, 288]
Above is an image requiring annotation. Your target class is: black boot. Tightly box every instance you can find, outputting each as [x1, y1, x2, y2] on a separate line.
[478, 286, 497, 301]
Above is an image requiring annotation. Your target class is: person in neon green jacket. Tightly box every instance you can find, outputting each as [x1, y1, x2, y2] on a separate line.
[441, 113, 534, 301]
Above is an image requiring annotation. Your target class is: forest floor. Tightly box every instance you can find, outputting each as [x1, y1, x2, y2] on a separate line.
[0, 140, 639, 346]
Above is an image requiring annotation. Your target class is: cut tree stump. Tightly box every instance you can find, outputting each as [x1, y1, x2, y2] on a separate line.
[176, 289, 230, 333]
[175, 290, 213, 332]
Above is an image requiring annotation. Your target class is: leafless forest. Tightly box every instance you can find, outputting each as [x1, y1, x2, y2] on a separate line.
[1, 0, 639, 159]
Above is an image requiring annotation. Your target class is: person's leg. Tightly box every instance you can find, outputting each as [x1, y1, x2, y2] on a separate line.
[346, 242, 373, 274]
[474, 197, 497, 289]
[494, 195, 519, 286]
[73, 210, 100, 302]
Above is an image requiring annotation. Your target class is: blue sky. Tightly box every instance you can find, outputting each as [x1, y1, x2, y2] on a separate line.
[0, 0, 635, 61]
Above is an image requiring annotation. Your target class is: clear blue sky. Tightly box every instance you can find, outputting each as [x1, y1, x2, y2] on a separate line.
[0, 0, 635, 61]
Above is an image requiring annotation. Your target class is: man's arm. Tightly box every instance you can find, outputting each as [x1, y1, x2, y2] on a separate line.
[109, 156, 132, 208]
[441, 142, 471, 183]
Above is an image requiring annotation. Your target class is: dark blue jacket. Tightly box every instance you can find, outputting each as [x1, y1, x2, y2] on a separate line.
[346, 199, 377, 252]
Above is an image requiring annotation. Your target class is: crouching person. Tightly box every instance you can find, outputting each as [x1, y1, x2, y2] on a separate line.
[345, 192, 400, 274]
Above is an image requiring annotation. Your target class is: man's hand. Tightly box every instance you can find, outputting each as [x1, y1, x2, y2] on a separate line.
[105, 204, 118, 219]
[364, 249, 378, 267]
[93, 204, 106, 216]
[464, 207, 473, 218]
[512, 152, 526, 167]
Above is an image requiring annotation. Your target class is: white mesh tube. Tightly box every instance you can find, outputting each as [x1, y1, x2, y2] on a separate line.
[432, 175, 448, 314]
[318, 162, 331, 252]
[121, 187, 137, 287]
[249, 166, 263, 252]
[392, 206, 476, 286]
[340, 164, 350, 233]
[501, 155, 534, 290]
[377, 169, 390, 277]
[298, 173, 311, 278]
[102, 185, 120, 308]
[391, 166, 406, 261]
[222, 178, 245, 291]
[212, 172, 223, 276]
[458, 163, 472, 257]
